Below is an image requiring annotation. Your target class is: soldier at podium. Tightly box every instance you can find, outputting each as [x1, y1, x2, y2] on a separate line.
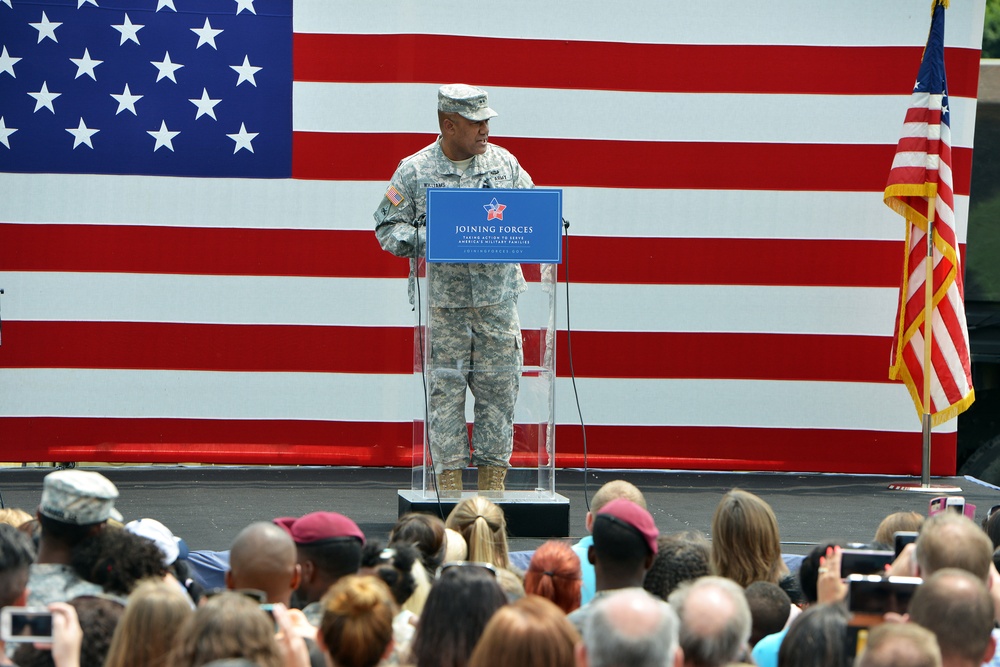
[374, 84, 533, 494]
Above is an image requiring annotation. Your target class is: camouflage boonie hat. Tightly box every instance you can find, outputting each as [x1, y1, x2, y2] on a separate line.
[39, 469, 123, 525]
[438, 84, 497, 122]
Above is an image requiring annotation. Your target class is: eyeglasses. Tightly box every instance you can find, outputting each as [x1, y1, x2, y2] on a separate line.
[435, 560, 498, 579]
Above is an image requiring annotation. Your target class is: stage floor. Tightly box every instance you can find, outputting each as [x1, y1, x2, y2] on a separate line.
[1, 466, 996, 555]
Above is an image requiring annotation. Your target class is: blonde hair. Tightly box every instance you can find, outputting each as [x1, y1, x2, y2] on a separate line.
[0, 508, 33, 528]
[445, 497, 510, 570]
[169, 591, 281, 667]
[710, 489, 785, 587]
[319, 575, 397, 667]
[105, 578, 193, 667]
[873, 511, 923, 547]
[591, 480, 647, 514]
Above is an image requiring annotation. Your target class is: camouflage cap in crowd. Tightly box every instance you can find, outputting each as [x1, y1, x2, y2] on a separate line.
[39, 469, 123, 525]
[437, 84, 497, 122]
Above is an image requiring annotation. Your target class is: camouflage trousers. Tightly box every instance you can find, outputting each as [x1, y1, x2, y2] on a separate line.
[427, 299, 521, 472]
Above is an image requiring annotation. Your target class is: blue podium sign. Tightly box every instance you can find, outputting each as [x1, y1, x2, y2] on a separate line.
[426, 188, 563, 263]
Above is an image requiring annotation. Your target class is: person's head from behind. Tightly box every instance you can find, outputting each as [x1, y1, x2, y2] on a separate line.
[643, 531, 712, 601]
[36, 470, 123, 551]
[907, 568, 996, 667]
[711, 488, 784, 587]
[983, 508, 1000, 551]
[445, 496, 510, 570]
[389, 512, 446, 574]
[744, 581, 791, 646]
[104, 578, 194, 667]
[317, 575, 397, 667]
[15, 595, 125, 667]
[591, 498, 658, 590]
[585, 480, 647, 533]
[273, 511, 365, 605]
[467, 595, 579, 667]
[410, 562, 507, 667]
[668, 576, 751, 667]
[776, 602, 849, 667]
[170, 591, 281, 667]
[226, 521, 300, 605]
[915, 512, 993, 581]
[360, 540, 418, 608]
[873, 511, 923, 548]
[579, 588, 682, 667]
[0, 508, 34, 528]
[855, 622, 942, 667]
[70, 525, 167, 596]
[0, 523, 36, 608]
[524, 540, 582, 613]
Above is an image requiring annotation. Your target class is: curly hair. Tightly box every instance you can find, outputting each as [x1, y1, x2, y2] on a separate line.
[643, 531, 711, 601]
[71, 525, 167, 596]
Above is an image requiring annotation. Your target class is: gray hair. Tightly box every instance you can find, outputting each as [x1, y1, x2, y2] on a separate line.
[668, 576, 752, 667]
[583, 588, 680, 667]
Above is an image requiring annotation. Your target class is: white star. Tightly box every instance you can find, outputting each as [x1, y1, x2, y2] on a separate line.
[189, 88, 221, 120]
[231, 55, 261, 87]
[70, 48, 103, 80]
[28, 81, 61, 113]
[112, 13, 144, 45]
[78, 0, 99, 7]
[0, 46, 20, 78]
[235, 0, 256, 14]
[111, 83, 143, 115]
[151, 51, 183, 83]
[156, 0, 176, 10]
[148, 120, 179, 152]
[66, 117, 99, 149]
[30, 11, 62, 44]
[0, 117, 17, 149]
[227, 122, 258, 153]
[1, 0, 11, 8]
[191, 18, 223, 50]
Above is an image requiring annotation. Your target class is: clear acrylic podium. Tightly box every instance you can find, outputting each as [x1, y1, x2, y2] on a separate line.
[396, 188, 569, 537]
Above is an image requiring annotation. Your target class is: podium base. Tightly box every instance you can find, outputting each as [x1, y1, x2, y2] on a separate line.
[397, 490, 570, 538]
[887, 481, 963, 493]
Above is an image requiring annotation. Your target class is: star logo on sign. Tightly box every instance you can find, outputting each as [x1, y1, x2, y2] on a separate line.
[112, 14, 144, 45]
[227, 122, 258, 153]
[191, 18, 223, 50]
[30, 11, 62, 44]
[148, 120, 179, 152]
[484, 198, 506, 221]
[111, 84, 143, 115]
[66, 117, 99, 149]
[70, 48, 103, 80]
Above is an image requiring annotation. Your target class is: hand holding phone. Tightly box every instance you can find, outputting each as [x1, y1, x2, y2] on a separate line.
[0, 607, 54, 643]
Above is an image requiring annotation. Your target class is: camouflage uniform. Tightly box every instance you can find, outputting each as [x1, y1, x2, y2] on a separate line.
[27, 563, 103, 606]
[374, 136, 533, 472]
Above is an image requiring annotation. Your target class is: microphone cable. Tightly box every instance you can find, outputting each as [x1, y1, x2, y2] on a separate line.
[560, 219, 591, 514]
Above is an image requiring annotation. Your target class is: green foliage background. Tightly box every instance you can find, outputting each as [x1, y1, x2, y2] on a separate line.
[985, 0, 999, 58]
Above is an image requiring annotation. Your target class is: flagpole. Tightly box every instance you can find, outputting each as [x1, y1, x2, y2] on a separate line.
[920, 196, 936, 488]
[889, 193, 961, 494]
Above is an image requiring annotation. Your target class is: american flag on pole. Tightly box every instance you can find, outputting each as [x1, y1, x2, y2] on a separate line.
[0, 0, 988, 473]
[884, 0, 975, 426]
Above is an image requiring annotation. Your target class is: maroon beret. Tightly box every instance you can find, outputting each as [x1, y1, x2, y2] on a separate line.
[273, 511, 365, 545]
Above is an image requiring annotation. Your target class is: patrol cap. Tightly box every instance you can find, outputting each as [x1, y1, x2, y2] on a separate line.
[39, 469, 123, 525]
[438, 84, 497, 122]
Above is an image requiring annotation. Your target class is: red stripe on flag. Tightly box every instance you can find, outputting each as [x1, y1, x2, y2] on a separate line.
[292, 34, 982, 99]
[0, 322, 897, 383]
[0, 224, 910, 287]
[292, 133, 974, 195]
[0, 417, 956, 475]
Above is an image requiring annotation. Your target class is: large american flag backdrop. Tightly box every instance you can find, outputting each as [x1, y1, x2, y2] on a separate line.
[0, 0, 987, 473]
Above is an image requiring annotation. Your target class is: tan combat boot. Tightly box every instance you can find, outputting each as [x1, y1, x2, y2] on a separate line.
[436, 469, 463, 497]
[477, 466, 507, 496]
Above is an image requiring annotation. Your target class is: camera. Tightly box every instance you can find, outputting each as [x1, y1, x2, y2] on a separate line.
[0, 607, 54, 643]
[839, 548, 895, 577]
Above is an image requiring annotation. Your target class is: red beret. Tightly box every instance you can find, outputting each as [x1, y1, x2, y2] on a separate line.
[597, 498, 659, 555]
[273, 511, 365, 545]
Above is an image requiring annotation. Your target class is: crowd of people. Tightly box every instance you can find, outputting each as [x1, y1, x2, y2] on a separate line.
[2, 469, 1000, 667]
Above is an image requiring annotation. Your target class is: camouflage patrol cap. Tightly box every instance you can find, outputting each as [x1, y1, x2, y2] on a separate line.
[39, 469, 123, 525]
[438, 84, 497, 122]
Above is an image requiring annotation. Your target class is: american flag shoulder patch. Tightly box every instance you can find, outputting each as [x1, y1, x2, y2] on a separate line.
[385, 185, 404, 206]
